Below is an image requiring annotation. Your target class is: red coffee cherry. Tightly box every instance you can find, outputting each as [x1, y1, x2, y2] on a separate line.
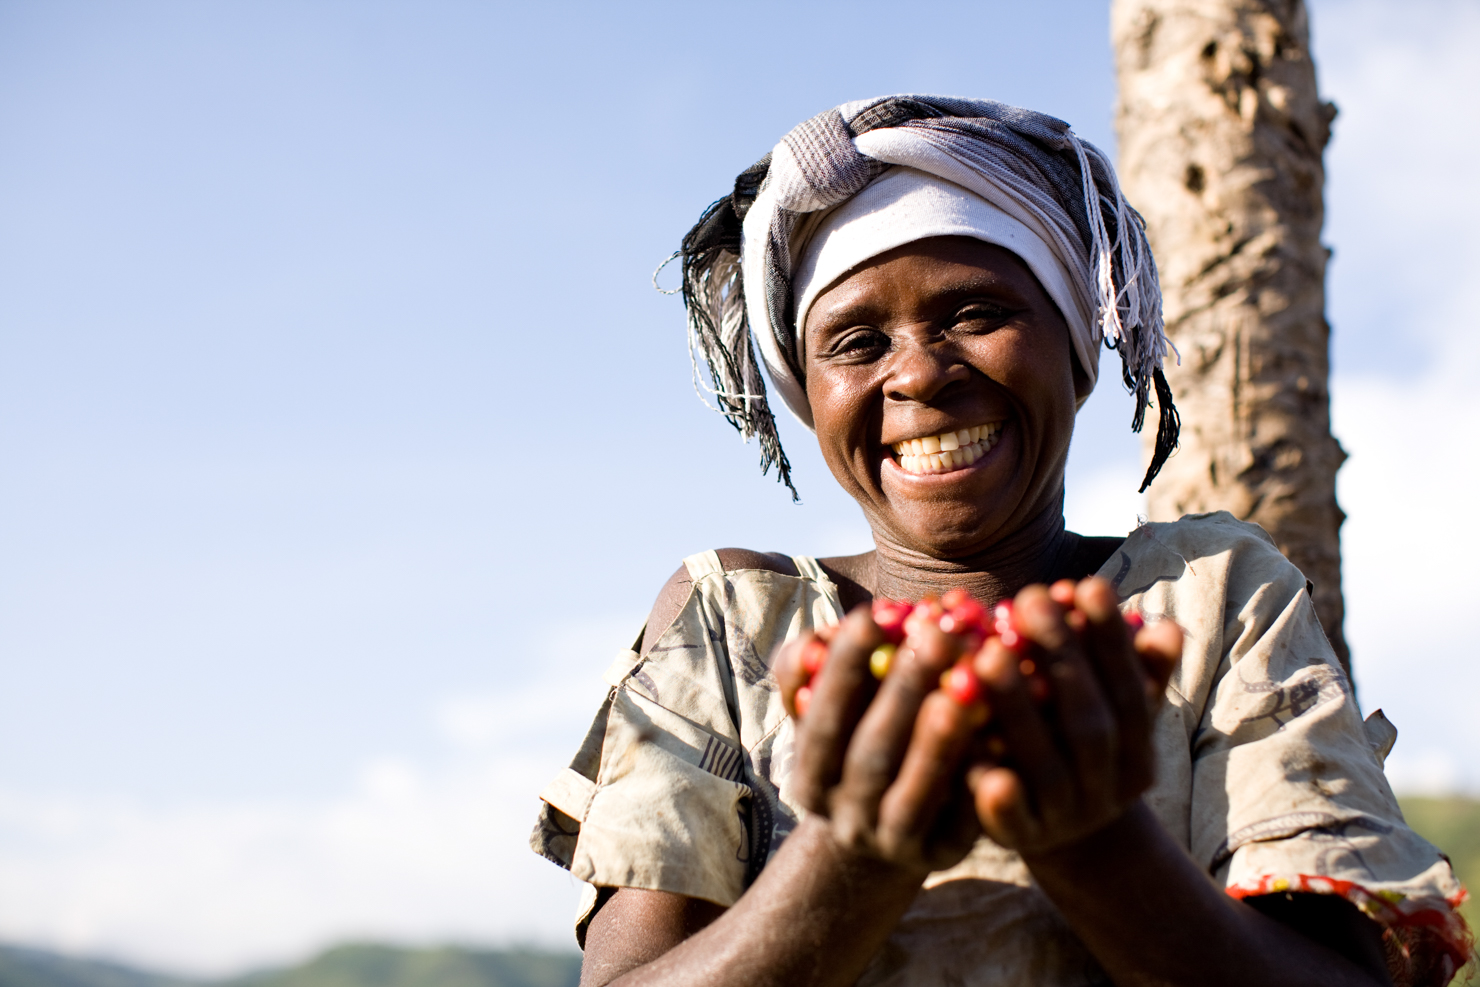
[795, 684, 814, 718]
[941, 596, 986, 636]
[990, 599, 1014, 636]
[991, 600, 1028, 653]
[871, 599, 911, 644]
[1124, 610, 1145, 631]
[800, 638, 829, 675]
[904, 597, 944, 639]
[940, 660, 983, 706]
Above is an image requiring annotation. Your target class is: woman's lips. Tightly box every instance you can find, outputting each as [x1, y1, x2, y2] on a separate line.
[889, 421, 1004, 475]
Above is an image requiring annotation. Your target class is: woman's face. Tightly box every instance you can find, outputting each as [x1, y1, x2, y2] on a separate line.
[802, 235, 1089, 558]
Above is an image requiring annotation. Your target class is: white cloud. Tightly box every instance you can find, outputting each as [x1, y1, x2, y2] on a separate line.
[0, 618, 628, 977]
[1333, 367, 1480, 792]
[1315, 0, 1480, 791]
[1384, 749, 1464, 799]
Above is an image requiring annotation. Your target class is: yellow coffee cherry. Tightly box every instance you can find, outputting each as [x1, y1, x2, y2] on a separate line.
[869, 643, 897, 680]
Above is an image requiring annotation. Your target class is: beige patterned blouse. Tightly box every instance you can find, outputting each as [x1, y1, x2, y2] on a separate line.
[531, 512, 1469, 985]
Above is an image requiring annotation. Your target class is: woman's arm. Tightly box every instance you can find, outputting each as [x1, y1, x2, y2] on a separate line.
[579, 608, 983, 987]
[1027, 802, 1391, 986]
[581, 817, 927, 987]
[581, 890, 724, 986]
[970, 579, 1391, 986]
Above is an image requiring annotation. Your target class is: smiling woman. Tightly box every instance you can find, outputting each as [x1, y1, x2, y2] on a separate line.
[529, 96, 1471, 987]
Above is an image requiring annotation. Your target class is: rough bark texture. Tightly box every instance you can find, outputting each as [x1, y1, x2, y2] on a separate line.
[1112, 0, 1349, 673]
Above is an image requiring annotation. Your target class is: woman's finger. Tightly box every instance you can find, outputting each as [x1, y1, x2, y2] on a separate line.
[1014, 586, 1118, 819]
[791, 606, 883, 814]
[1073, 578, 1153, 799]
[832, 623, 958, 840]
[972, 635, 1075, 828]
[966, 763, 1040, 849]
[774, 636, 813, 720]
[875, 690, 979, 856]
[1134, 619, 1184, 705]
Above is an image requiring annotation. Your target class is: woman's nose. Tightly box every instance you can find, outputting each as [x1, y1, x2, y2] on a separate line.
[884, 336, 972, 405]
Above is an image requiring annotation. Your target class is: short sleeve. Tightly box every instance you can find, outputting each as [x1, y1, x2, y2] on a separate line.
[1153, 515, 1471, 980]
[529, 557, 777, 945]
[571, 684, 751, 903]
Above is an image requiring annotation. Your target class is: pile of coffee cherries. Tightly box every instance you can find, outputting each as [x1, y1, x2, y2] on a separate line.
[792, 588, 1142, 718]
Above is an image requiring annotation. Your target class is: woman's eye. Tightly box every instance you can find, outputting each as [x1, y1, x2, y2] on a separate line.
[954, 304, 1011, 327]
[831, 330, 889, 357]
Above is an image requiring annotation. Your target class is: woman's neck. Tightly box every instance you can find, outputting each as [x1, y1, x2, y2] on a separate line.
[869, 497, 1079, 606]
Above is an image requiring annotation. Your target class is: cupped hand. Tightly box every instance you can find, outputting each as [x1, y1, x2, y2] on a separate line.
[775, 606, 983, 877]
[965, 577, 1182, 858]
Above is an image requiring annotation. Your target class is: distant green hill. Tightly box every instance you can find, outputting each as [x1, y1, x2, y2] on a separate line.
[0, 945, 190, 987]
[223, 946, 579, 987]
[1399, 796, 1480, 926]
[1398, 796, 1478, 984]
[0, 945, 579, 987]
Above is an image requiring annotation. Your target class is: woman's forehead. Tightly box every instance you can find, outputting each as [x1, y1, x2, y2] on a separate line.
[806, 238, 1041, 327]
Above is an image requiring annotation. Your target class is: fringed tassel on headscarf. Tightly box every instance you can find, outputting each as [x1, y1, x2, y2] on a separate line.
[1068, 136, 1181, 492]
[1139, 367, 1181, 492]
[675, 157, 797, 499]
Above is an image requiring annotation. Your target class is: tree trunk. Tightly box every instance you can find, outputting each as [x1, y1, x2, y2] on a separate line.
[1112, 0, 1350, 674]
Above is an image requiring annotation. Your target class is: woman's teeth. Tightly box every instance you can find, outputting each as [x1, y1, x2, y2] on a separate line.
[891, 422, 1003, 475]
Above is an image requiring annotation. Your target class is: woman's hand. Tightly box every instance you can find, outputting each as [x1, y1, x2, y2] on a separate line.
[775, 606, 983, 878]
[966, 577, 1183, 857]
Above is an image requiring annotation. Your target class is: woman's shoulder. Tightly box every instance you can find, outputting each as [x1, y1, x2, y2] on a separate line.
[639, 548, 835, 657]
[1115, 511, 1295, 582]
[712, 548, 804, 576]
[1132, 510, 1280, 551]
[1107, 511, 1311, 628]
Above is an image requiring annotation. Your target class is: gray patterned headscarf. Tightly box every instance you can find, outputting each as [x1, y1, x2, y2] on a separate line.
[672, 94, 1178, 500]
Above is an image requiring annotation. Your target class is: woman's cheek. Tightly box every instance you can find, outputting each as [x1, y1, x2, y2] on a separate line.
[805, 372, 866, 481]
[813, 371, 871, 435]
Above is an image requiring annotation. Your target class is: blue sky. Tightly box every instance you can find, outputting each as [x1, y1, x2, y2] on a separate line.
[0, 0, 1476, 974]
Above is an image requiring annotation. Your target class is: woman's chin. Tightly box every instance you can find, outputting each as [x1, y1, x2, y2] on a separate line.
[876, 496, 1023, 560]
